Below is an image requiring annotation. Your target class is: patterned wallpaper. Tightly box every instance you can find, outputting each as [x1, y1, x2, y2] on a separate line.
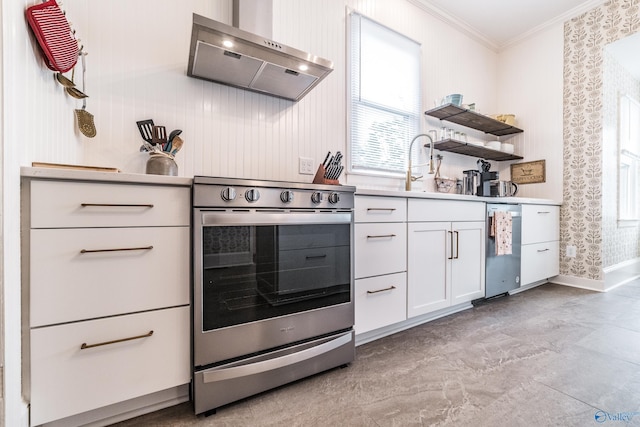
[562, 0, 640, 280]
[602, 50, 640, 267]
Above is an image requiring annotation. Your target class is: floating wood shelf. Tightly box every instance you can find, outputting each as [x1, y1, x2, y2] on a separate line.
[425, 104, 523, 137]
[427, 139, 523, 161]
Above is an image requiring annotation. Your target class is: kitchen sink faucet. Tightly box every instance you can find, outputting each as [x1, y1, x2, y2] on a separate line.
[406, 133, 436, 191]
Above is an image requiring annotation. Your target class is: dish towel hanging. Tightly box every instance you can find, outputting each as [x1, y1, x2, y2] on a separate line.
[491, 211, 513, 256]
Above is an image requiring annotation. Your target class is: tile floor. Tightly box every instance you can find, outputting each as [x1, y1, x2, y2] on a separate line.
[113, 281, 640, 426]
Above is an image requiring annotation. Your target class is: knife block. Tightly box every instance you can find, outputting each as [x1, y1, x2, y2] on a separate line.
[312, 164, 340, 185]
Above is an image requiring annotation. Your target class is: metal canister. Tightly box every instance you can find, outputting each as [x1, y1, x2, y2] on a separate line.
[146, 153, 178, 176]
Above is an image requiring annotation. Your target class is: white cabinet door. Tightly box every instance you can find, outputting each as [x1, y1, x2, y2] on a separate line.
[407, 222, 451, 317]
[30, 306, 190, 426]
[354, 222, 406, 279]
[521, 205, 559, 244]
[521, 241, 560, 285]
[451, 222, 486, 304]
[355, 272, 407, 334]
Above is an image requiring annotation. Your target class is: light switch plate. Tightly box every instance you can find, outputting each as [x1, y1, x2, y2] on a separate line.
[299, 157, 315, 175]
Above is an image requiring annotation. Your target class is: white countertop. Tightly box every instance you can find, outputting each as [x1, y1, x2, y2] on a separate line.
[355, 187, 560, 205]
[21, 167, 193, 186]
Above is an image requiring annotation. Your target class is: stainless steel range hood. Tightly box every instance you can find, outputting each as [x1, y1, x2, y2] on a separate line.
[187, 10, 333, 102]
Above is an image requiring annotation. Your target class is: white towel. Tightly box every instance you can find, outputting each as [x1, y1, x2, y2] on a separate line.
[492, 211, 513, 256]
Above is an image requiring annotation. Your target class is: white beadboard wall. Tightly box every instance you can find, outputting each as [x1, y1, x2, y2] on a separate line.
[496, 23, 565, 202]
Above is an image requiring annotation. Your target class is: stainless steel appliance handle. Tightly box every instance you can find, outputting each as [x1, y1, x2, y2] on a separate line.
[200, 211, 351, 226]
[202, 333, 352, 383]
[80, 330, 153, 350]
[367, 285, 396, 294]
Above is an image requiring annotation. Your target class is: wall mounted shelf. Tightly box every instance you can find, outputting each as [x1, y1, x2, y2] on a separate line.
[427, 139, 523, 161]
[425, 104, 523, 137]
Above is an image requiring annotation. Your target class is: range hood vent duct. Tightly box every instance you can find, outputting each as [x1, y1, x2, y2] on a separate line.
[187, 6, 333, 102]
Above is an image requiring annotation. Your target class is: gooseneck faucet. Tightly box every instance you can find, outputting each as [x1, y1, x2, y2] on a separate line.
[406, 133, 435, 191]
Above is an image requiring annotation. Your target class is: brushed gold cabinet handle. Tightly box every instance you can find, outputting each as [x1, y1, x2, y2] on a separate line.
[366, 234, 396, 239]
[80, 245, 153, 254]
[454, 231, 460, 259]
[80, 330, 154, 350]
[448, 231, 454, 260]
[81, 203, 154, 208]
[366, 208, 396, 212]
[537, 248, 550, 253]
[367, 285, 396, 294]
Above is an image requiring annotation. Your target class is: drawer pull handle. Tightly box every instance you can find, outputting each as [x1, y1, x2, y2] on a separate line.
[537, 248, 550, 252]
[537, 211, 550, 214]
[80, 245, 154, 254]
[367, 285, 396, 294]
[80, 330, 154, 350]
[366, 234, 396, 239]
[367, 208, 396, 212]
[306, 254, 327, 260]
[81, 203, 154, 208]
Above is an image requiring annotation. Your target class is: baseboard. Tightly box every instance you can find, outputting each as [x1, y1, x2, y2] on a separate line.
[551, 274, 605, 292]
[42, 384, 190, 427]
[603, 258, 640, 291]
[355, 303, 473, 346]
[509, 280, 548, 294]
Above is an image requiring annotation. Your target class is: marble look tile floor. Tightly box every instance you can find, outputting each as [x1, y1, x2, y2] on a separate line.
[113, 281, 640, 427]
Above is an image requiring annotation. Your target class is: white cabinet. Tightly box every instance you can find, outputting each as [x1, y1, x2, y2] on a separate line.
[407, 199, 485, 318]
[354, 196, 407, 334]
[521, 204, 560, 286]
[23, 177, 191, 426]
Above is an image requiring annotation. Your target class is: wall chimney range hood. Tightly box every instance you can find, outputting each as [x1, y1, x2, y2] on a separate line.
[187, 9, 333, 102]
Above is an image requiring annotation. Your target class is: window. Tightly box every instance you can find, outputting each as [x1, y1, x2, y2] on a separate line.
[619, 93, 640, 220]
[348, 12, 421, 176]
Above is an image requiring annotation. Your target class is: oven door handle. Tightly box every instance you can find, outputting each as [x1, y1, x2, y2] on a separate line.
[201, 333, 352, 383]
[199, 211, 352, 226]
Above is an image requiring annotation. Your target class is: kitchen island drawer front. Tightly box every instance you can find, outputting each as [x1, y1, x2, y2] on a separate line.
[30, 180, 190, 228]
[355, 223, 406, 279]
[30, 226, 189, 327]
[355, 273, 407, 334]
[521, 241, 560, 285]
[29, 306, 190, 426]
[355, 196, 406, 223]
[522, 205, 559, 245]
[408, 199, 485, 222]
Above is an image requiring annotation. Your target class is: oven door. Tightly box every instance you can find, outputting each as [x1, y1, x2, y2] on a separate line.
[193, 209, 354, 367]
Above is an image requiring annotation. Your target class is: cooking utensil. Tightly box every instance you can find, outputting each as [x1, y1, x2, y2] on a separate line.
[64, 64, 88, 99]
[136, 119, 155, 144]
[164, 129, 182, 153]
[74, 50, 96, 138]
[152, 126, 167, 147]
[170, 135, 183, 155]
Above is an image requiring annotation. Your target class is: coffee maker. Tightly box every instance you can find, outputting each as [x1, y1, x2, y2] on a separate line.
[476, 159, 499, 197]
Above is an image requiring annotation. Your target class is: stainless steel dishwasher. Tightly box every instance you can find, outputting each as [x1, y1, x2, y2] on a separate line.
[485, 204, 521, 298]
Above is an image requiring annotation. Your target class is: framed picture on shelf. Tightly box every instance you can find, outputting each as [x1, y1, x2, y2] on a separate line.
[510, 160, 545, 184]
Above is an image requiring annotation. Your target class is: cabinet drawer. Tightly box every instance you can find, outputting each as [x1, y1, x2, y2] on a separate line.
[521, 241, 560, 286]
[355, 223, 406, 278]
[30, 227, 189, 327]
[355, 273, 407, 334]
[355, 196, 406, 223]
[408, 199, 485, 222]
[30, 306, 190, 426]
[522, 205, 559, 245]
[30, 180, 190, 228]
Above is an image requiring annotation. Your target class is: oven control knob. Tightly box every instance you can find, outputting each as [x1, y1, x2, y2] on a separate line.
[280, 190, 294, 203]
[328, 192, 340, 204]
[311, 191, 323, 204]
[245, 188, 260, 202]
[221, 187, 236, 201]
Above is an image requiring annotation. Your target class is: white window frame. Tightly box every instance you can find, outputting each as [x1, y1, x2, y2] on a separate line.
[618, 93, 640, 223]
[347, 11, 422, 177]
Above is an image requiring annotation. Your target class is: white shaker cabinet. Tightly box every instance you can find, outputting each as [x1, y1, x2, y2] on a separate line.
[521, 204, 560, 286]
[354, 196, 407, 334]
[22, 174, 191, 426]
[407, 199, 485, 317]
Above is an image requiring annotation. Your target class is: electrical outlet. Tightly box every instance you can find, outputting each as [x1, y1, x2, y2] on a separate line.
[299, 157, 315, 175]
[566, 245, 577, 258]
